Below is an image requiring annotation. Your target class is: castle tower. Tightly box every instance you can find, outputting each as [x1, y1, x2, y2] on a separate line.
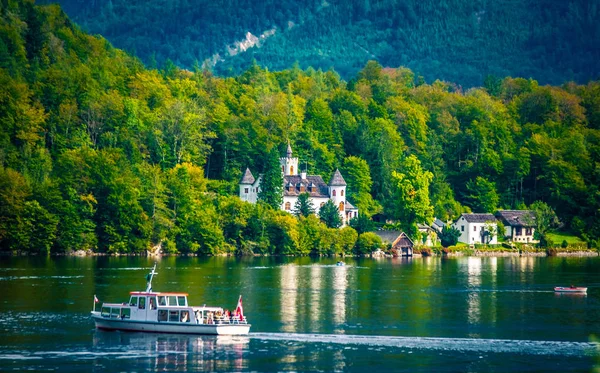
[280, 142, 299, 176]
[328, 169, 347, 214]
[239, 168, 257, 202]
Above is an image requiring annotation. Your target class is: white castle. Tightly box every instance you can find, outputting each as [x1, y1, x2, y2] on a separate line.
[239, 144, 358, 225]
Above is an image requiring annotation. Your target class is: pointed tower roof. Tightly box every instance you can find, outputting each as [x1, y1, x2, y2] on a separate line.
[286, 141, 293, 158]
[328, 169, 347, 186]
[240, 168, 255, 184]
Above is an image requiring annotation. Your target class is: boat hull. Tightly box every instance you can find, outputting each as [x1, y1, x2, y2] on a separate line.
[554, 287, 587, 293]
[91, 313, 250, 335]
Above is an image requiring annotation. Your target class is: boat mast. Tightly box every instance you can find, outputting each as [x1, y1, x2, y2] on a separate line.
[145, 263, 158, 292]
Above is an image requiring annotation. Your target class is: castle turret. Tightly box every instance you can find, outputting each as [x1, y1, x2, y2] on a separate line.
[280, 142, 299, 176]
[239, 168, 256, 202]
[328, 169, 347, 215]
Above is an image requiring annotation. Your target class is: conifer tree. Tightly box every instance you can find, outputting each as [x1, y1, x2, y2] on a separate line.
[319, 200, 343, 228]
[293, 192, 315, 217]
[257, 148, 283, 209]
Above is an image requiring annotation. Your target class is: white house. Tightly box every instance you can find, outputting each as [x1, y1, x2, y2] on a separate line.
[495, 210, 537, 243]
[239, 144, 358, 225]
[452, 213, 498, 245]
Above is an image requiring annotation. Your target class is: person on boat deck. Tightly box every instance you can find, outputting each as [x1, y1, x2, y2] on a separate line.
[149, 298, 156, 310]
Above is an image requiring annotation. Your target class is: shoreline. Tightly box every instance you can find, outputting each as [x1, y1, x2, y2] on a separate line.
[1, 250, 598, 258]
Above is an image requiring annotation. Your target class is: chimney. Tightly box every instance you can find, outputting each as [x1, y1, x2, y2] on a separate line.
[300, 171, 307, 179]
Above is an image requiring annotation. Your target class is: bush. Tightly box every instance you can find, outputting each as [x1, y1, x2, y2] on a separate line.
[561, 240, 568, 248]
[420, 247, 433, 256]
[355, 232, 383, 255]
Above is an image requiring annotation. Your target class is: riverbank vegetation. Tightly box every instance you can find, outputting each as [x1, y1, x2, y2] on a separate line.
[1, 1, 600, 256]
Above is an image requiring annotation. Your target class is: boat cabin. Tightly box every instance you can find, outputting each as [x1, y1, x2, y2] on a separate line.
[99, 291, 245, 325]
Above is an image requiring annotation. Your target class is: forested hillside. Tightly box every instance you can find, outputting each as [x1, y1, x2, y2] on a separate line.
[39, 0, 600, 86]
[1, 1, 600, 255]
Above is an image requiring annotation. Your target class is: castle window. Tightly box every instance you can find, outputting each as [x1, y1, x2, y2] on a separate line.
[332, 190, 336, 197]
[339, 202, 344, 211]
[285, 202, 291, 210]
[290, 165, 294, 175]
[244, 188, 248, 194]
[341, 190, 344, 196]
[282, 166, 284, 173]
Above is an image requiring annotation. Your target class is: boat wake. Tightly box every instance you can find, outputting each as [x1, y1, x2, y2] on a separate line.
[250, 332, 599, 357]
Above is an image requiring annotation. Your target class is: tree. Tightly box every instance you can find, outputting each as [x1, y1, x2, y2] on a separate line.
[464, 177, 499, 213]
[340, 156, 381, 216]
[355, 232, 382, 255]
[319, 199, 342, 228]
[257, 148, 283, 209]
[349, 213, 375, 234]
[293, 192, 315, 217]
[529, 201, 559, 247]
[438, 225, 461, 248]
[389, 155, 434, 236]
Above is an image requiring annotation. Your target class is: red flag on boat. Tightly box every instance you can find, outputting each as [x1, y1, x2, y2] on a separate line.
[94, 295, 99, 303]
[235, 295, 244, 321]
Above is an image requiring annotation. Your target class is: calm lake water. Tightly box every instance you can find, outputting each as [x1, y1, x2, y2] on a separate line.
[0, 256, 599, 372]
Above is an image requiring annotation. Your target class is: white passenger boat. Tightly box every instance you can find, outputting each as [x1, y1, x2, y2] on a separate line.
[90, 264, 250, 335]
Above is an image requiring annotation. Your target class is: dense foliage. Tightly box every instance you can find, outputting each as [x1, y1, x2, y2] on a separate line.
[39, 0, 600, 87]
[1, 2, 600, 255]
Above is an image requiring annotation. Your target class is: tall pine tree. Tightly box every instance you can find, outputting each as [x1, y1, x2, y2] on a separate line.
[258, 148, 283, 209]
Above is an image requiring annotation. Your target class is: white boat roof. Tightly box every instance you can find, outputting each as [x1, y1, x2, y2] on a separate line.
[129, 291, 189, 296]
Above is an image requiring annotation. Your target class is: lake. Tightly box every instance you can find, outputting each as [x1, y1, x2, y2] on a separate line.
[0, 256, 599, 372]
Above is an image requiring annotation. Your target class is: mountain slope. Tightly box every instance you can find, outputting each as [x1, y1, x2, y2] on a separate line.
[40, 0, 600, 86]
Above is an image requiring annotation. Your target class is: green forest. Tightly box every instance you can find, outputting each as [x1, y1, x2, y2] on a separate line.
[39, 0, 600, 87]
[1, 1, 600, 255]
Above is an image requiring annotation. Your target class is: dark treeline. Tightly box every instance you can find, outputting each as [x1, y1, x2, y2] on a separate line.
[1, 1, 600, 255]
[38, 0, 600, 87]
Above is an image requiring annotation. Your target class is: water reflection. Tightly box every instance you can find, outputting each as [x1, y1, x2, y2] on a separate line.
[280, 265, 298, 332]
[332, 264, 347, 332]
[92, 330, 248, 371]
[310, 266, 322, 329]
[466, 257, 482, 327]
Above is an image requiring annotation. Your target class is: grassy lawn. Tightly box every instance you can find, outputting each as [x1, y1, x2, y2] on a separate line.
[547, 231, 585, 244]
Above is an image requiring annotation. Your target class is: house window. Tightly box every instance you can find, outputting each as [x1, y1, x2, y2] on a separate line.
[339, 202, 344, 211]
[244, 188, 248, 194]
[474, 226, 477, 231]
[333, 190, 336, 197]
[516, 227, 522, 236]
[341, 190, 344, 196]
[282, 166, 284, 173]
[300, 185, 305, 192]
[525, 227, 532, 236]
[285, 202, 291, 210]
[461, 225, 464, 232]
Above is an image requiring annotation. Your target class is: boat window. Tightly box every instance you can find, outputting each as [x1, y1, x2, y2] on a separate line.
[169, 310, 179, 322]
[180, 310, 190, 323]
[168, 296, 177, 306]
[158, 296, 166, 306]
[111, 307, 120, 318]
[139, 297, 146, 310]
[101, 307, 110, 317]
[158, 310, 168, 322]
[149, 297, 157, 310]
[121, 308, 131, 319]
[130, 296, 138, 307]
[177, 296, 186, 306]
